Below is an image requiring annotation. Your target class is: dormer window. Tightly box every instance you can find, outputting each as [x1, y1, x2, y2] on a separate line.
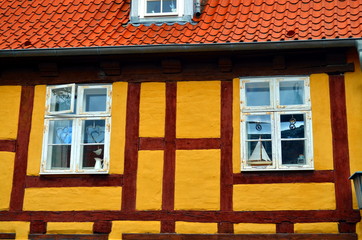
[131, 0, 193, 24]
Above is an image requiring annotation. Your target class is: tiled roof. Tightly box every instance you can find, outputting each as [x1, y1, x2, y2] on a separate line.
[0, 0, 361, 50]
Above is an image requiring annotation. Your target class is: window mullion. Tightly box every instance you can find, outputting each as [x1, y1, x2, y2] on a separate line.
[70, 118, 80, 172]
[273, 112, 281, 169]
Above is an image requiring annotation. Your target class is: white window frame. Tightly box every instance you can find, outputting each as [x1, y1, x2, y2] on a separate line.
[240, 76, 314, 171]
[130, 0, 193, 24]
[41, 84, 112, 175]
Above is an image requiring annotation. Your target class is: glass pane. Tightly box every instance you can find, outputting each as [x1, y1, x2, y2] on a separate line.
[279, 81, 304, 105]
[280, 114, 305, 139]
[162, 0, 176, 12]
[83, 120, 105, 144]
[245, 82, 270, 107]
[81, 120, 106, 170]
[246, 115, 271, 140]
[84, 88, 107, 112]
[50, 120, 73, 144]
[281, 140, 305, 165]
[247, 140, 272, 166]
[81, 145, 105, 169]
[50, 86, 72, 112]
[48, 120, 72, 170]
[147, 0, 161, 13]
[48, 145, 71, 169]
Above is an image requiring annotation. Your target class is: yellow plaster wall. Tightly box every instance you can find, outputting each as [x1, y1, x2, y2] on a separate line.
[176, 81, 220, 138]
[139, 82, 165, 137]
[233, 183, 335, 211]
[294, 222, 338, 233]
[0, 86, 21, 140]
[176, 222, 217, 234]
[27, 85, 46, 176]
[109, 221, 160, 240]
[23, 187, 122, 211]
[310, 74, 334, 170]
[46, 222, 93, 234]
[136, 150, 163, 210]
[345, 52, 362, 210]
[0, 221, 30, 240]
[233, 78, 241, 173]
[234, 223, 275, 234]
[175, 149, 220, 210]
[109, 82, 128, 174]
[0, 152, 15, 210]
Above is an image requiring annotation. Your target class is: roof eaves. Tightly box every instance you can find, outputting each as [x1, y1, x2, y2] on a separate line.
[0, 38, 361, 58]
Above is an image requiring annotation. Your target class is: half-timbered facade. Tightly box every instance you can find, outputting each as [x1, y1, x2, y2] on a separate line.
[1, 0, 362, 239]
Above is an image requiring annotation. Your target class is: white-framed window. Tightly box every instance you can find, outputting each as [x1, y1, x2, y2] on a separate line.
[130, 0, 193, 24]
[41, 84, 112, 174]
[240, 76, 313, 171]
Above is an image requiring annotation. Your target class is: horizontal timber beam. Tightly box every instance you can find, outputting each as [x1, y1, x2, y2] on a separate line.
[0, 140, 16, 152]
[25, 175, 123, 188]
[233, 170, 334, 184]
[0, 210, 359, 223]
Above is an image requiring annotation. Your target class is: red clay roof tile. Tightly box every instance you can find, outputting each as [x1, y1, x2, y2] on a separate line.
[0, 0, 361, 50]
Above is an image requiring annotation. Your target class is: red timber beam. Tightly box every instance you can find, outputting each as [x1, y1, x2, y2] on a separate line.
[219, 81, 234, 233]
[122, 83, 141, 212]
[10, 86, 34, 211]
[0, 210, 359, 223]
[161, 82, 177, 233]
[0, 140, 16, 152]
[329, 74, 359, 232]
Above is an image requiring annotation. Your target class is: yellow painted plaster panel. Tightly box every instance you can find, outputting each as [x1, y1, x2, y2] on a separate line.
[233, 78, 241, 173]
[356, 220, 362, 238]
[310, 74, 334, 170]
[0, 152, 15, 210]
[0, 86, 21, 140]
[0, 221, 30, 240]
[176, 81, 220, 138]
[27, 85, 46, 176]
[233, 183, 335, 211]
[345, 52, 362, 209]
[110, 82, 128, 174]
[47, 222, 93, 234]
[109, 221, 160, 240]
[139, 83, 165, 137]
[234, 223, 275, 234]
[294, 222, 338, 233]
[176, 222, 217, 234]
[175, 150, 220, 210]
[136, 150, 163, 210]
[23, 187, 121, 211]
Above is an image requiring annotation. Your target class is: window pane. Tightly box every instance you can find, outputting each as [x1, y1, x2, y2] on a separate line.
[162, 0, 176, 12]
[280, 114, 305, 139]
[147, 0, 161, 13]
[50, 87, 72, 112]
[48, 145, 71, 169]
[50, 120, 73, 144]
[279, 81, 304, 105]
[81, 120, 105, 170]
[247, 140, 272, 166]
[83, 88, 107, 112]
[281, 140, 305, 165]
[245, 82, 270, 106]
[83, 120, 105, 144]
[246, 115, 271, 140]
[48, 120, 72, 170]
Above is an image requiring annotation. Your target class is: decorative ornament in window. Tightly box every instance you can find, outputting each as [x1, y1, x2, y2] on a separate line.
[240, 76, 313, 171]
[41, 84, 112, 174]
